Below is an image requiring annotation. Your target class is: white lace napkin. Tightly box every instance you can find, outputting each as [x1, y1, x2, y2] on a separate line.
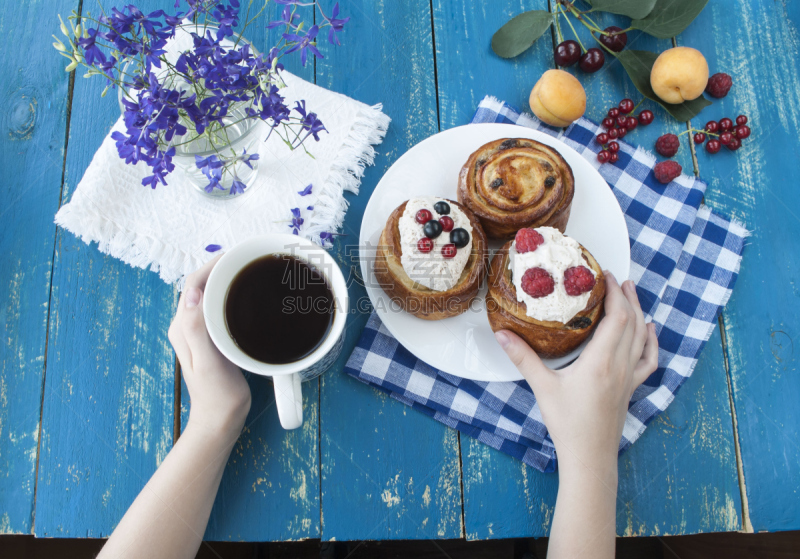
[56, 71, 390, 285]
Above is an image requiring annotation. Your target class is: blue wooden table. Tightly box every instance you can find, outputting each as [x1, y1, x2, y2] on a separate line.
[2, 0, 799, 541]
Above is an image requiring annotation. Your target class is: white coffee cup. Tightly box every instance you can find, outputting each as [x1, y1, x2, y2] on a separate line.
[203, 234, 349, 429]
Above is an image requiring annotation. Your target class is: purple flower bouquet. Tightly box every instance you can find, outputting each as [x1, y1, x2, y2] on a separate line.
[53, 0, 348, 197]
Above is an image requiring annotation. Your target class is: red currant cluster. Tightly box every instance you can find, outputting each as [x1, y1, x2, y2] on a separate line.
[694, 115, 751, 154]
[595, 98, 654, 164]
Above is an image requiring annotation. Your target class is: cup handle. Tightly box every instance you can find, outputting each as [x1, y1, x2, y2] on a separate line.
[273, 373, 303, 430]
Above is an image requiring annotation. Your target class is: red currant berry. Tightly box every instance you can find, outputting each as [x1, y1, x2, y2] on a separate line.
[596, 132, 609, 145]
[719, 132, 733, 145]
[599, 26, 628, 52]
[602, 117, 615, 130]
[719, 118, 733, 132]
[638, 110, 654, 125]
[706, 139, 721, 153]
[607, 141, 620, 153]
[608, 107, 620, 118]
[439, 216, 454, 232]
[417, 237, 433, 253]
[694, 132, 706, 144]
[554, 40, 581, 67]
[597, 150, 611, 163]
[705, 120, 719, 133]
[441, 244, 457, 259]
[607, 127, 619, 139]
[616, 127, 627, 139]
[736, 115, 748, 126]
[618, 98, 634, 113]
[609, 152, 619, 163]
[625, 116, 638, 130]
[735, 125, 751, 139]
[727, 137, 741, 151]
[616, 115, 628, 128]
[579, 48, 605, 73]
[415, 209, 432, 224]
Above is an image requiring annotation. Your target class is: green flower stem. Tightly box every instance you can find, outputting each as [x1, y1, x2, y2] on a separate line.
[559, 7, 586, 52]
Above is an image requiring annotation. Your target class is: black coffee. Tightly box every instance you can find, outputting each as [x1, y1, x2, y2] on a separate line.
[225, 254, 335, 364]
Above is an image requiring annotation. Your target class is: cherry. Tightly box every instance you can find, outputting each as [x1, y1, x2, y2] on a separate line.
[415, 209, 432, 224]
[736, 115, 748, 126]
[608, 107, 620, 118]
[719, 131, 733, 145]
[607, 141, 620, 153]
[616, 115, 628, 128]
[597, 150, 610, 163]
[694, 132, 706, 144]
[439, 216, 454, 232]
[607, 127, 619, 139]
[618, 98, 634, 113]
[705, 120, 719, 133]
[625, 116, 638, 130]
[417, 237, 433, 253]
[579, 48, 605, 73]
[616, 127, 627, 139]
[727, 137, 741, 151]
[638, 110, 654, 125]
[554, 40, 581, 67]
[596, 132, 609, 144]
[706, 139, 721, 153]
[719, 117, 733, 132]
[600, 26, 628, 53]
[441, 244, 457, 259]
[602, 117, 615, 129]
[609, 152, 619, 163]
[735, 125, 751, 139]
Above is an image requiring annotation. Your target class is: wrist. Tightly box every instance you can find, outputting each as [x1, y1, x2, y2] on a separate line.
[557, 449, 619, 488]
[186, 407, 248, 446]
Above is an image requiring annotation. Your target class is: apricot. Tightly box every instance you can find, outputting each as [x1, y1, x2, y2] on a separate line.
[650, 47, 709, 104]
[529, 69, 586, 127]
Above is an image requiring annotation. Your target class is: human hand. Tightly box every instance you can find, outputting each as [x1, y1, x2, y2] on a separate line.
[168, 255, 251, 442]
[495, 273, 658, 472]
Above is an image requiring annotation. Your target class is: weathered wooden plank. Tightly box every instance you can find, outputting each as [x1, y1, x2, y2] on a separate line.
[432, 0, 740, 538]
[680, 0, 800, 533]
[0, 0, 77, 535]
[316, 0, 464, 541]
[34, 0, 179, 537]
[201, 9, 321, 541]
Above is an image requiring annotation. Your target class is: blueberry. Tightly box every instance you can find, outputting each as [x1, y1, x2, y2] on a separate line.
[423, 219, 443, 239]
[450, 228, 470, 248]
[433, 201, 450, 215]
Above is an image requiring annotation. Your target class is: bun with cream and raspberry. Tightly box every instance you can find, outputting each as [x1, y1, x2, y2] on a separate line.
[375, 197, 488, 320]
[487, 226, 605, 358]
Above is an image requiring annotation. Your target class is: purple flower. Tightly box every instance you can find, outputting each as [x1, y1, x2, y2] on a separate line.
[289, 207, 304, 234]
[268, 5, 299, 30]
[205, 244, 222, 252]
[319, 231, 333, 244]
[76, 28, 106, 66]
[324, 3, 349, 45]
[297, 183, 313, 196]
[283, 24, 323, 66]
[307, 205, 314, 210]
[294, 101, 326, 141]
[230, 179, 246, 195]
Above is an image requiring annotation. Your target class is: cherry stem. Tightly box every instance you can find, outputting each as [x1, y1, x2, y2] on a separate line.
[559, 6, 586, 52]
[553, 8, 565, 43]
[679, 128, 718, 138]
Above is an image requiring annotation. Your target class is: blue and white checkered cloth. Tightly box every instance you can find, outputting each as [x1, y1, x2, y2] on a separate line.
[345, 96, 749, 472]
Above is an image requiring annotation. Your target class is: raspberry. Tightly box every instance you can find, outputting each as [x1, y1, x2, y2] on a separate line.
[655, 134, 680, 157]
[520, 267, 555, 299]
[515, 228, 545, 253]
[653, 160, 682, 184]
[563, 266, 596, 296]
[705, 72, 732, 98]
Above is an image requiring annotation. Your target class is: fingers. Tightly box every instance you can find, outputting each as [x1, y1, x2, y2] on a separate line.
[622, 280, 647, 365]
[184, 253, 223, 294]
[581, 271, 630, 359]
[180, 288, 213, 352]
[495, 330, 552, 392]
[632, 323, 659, 387]
[168, 318, 193, 372]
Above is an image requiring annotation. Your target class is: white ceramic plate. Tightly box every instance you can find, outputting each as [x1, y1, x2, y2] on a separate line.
[359, 123, 629, 382]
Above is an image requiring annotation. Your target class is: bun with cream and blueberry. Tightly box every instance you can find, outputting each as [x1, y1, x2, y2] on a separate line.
[486, 226, 605, 357]
[375, 197, 488, 320]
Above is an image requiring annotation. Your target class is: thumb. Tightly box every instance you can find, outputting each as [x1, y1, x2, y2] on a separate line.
[495, 330, 551, 391]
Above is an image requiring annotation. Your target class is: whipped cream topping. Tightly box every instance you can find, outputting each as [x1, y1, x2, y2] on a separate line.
[509, 227, 595, 323]
[399, 197, 473, 292]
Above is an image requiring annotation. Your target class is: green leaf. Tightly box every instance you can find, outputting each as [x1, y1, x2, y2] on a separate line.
[616, 50, 711, 121]
[631, 0, 709, 39]
[585, 0, 656, 20]
[491, 10, 553, 59]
